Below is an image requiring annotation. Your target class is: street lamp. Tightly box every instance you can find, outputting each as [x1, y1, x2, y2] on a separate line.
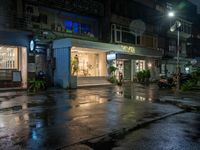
[168, 11, 181, 95]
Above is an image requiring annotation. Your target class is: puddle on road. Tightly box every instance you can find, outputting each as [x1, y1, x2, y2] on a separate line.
[114, 85, 160, 103]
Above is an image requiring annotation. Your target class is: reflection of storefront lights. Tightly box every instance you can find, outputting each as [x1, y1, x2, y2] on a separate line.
[148, 63, 152, 68]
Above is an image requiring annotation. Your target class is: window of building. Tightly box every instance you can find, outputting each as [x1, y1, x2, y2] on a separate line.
[64, 20, 73, 33]
[122, 32, 136, 44]
[64, 20, 92, 35]
[71, 48, 106, 77]
[116, 30, 121, 42]
[73, 22, 80, 33]
[169, 40, 176, 52]
[81, 24, 91, 34]
[112, 24, 155, 48]
[136, 60, 145, 72]
[0, 46, 18, 69]
[40, 14, 48, 24]
[137, 36, 141, 45]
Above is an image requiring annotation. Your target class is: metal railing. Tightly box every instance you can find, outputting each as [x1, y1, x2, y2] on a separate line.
[0, 11, 99, 42]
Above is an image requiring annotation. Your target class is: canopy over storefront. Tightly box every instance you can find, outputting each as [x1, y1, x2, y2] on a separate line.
[53, 38, 163, 58]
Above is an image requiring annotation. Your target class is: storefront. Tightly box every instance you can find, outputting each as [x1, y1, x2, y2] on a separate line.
[71, 47, 107, 77]
[107, 50, 161, 82]
[53, 38, 163, 88]
[0, 45, 27, 88]
[53, 38, 125, 88]
[0, 31, 30, 89]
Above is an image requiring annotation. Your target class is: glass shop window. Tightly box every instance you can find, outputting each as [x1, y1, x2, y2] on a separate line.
[0, 47, 18, 69]
[73, 22, 80, 33]
[81, 24, 91, 34]
[64, 20, 73, 33]
[64, 20, 91, 35]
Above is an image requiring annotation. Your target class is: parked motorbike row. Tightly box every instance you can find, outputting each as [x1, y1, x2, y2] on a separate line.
[157, 73, 192, 89]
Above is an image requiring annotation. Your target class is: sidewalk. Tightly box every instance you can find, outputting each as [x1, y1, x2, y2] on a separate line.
[159, 92, 200, 111]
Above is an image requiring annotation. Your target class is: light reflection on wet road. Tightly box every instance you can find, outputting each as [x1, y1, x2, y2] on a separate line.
[0, 84, 183, 149]
[113, 112, 200, 150]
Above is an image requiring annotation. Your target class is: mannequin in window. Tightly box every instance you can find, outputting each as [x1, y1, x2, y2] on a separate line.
[72, 54, 79, 75]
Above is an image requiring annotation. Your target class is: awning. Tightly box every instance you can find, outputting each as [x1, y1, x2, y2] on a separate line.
[53, 38, 163, 58]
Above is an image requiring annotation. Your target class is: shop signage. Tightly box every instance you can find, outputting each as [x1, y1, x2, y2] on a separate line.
[191, 59, 197, 65]
[29, 40, 35, 52]
[121, 45, 135, 54]
[107, 53, 116, 60]
[28, 63, 36, 72]
[12, 71, 21, 82]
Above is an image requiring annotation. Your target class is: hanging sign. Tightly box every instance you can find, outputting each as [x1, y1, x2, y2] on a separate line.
[121, 45, 135, 54]
[29, 40, 35, 52]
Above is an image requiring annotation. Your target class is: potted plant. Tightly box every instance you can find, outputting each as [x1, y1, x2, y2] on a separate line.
[108, 65, 117, 83]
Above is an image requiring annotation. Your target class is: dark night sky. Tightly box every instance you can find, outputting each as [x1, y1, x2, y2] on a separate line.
[189, 0, 200, 13]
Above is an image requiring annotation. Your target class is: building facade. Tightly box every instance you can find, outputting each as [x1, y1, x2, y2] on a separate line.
[154, 0, 199, 75]
[108, 0, 163, 81]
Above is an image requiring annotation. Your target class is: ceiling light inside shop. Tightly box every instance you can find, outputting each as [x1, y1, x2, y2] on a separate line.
[148, 63, 152, 68]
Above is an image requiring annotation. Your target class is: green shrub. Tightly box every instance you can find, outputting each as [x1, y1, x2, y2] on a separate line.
[108, 76, 117, 83]
[181, 80, 196, 91]
[28, 79, 45, 93]
[145, 70, 151, 78]
[109, 66, 117, 75]
[136, 70, 151, 83]
[192, 67, 200, 82]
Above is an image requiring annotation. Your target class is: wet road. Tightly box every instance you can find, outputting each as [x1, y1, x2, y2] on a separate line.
[0, 84, 192, 149]
[113, 112, 200, 150]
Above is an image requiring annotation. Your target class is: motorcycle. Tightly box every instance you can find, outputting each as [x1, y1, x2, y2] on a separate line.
[158, 73, 192, 89]
[157, 75, 175, 89]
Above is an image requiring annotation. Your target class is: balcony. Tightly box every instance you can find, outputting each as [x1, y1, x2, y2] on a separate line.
[24, 0, 104, 16]
[165, 51, 187, 58]
[167, 30, 191, 39]
[167, 18, 192, 39]
[0, 11, 99, 42]
[0, 12, 28, 31]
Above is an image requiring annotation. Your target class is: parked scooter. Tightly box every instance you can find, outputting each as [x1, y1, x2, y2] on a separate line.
[157, 74, 175, 89]
[158, 73, 192, 89]
[36, 71, 48, 89]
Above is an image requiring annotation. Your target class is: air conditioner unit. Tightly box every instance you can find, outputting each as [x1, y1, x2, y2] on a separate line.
[25, 5, 39, 16]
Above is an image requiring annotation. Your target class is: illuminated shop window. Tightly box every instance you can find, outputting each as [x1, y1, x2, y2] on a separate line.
[81, 24, 91, 34]
[64, 20, 91, 35]
[0, 46, 18, 69]
[136, 60, 145, 72]
[71, 48, 106, 77]
[73, 22, 80, 33]
[64, 20, 73, 33]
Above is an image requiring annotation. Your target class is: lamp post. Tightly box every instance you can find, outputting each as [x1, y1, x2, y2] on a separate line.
[168, 11, 181, 94]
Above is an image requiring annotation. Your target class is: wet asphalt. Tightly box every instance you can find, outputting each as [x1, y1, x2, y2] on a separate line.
[0, 83, 199, 150]
[112, 112, 200, 150]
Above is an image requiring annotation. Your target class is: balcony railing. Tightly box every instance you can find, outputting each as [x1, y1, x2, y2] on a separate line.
[0, 12, 29, 31]
[24, 0, 104, 16]
[0, 12, 98, 41]
[165, 51, 187, 58]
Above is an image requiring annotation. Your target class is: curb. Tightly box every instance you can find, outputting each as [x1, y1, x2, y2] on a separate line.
[159, 99, 200, 112]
